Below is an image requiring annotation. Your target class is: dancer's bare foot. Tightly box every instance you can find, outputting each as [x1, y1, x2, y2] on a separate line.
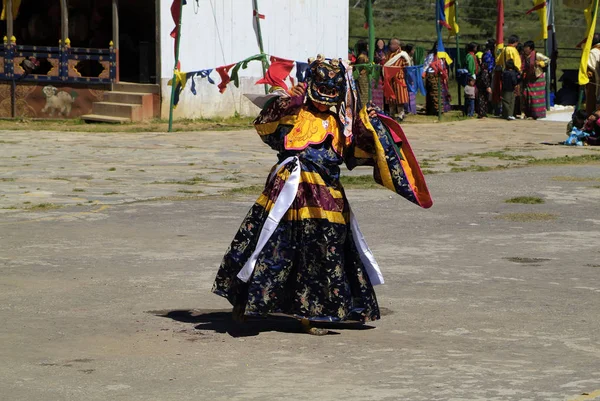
[300, 318, 328, 336]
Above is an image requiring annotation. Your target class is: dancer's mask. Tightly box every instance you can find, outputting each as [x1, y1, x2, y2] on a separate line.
[305, 55, 347, 107]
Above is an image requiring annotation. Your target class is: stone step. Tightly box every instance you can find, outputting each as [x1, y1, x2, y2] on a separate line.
[92, 102, 144, 121]
[112, 82, 160, 94]
[80, 114, 131, 124]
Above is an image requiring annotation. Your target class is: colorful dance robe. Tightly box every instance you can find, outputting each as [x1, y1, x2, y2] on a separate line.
[212, 94, 432, 323]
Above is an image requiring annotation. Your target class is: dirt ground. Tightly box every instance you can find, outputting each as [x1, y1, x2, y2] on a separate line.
[1, 117, 600, 401]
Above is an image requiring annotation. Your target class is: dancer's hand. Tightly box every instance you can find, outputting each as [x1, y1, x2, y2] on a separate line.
[288, 84, 306, 98]
[367, 107, 377, 118]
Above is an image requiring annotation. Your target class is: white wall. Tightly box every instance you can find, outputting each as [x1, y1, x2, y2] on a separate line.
[159, 0, 349, 118]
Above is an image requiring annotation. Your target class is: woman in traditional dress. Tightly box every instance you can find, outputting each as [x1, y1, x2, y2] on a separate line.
[424, 43, 449, 116]
[522, 40, 550, 120]
[212, 56, 432, 335]
[384, 38, 412, 121]
[353, 40, 370, 108]
[370, 38, 388, 109]
[476, 62, 492, 118]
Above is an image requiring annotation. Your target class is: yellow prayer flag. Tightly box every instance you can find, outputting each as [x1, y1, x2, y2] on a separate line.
[444, 0, 459, 37]
[534, 0, 548, 40]
[1, 0, 21, 20]
[579, 0, 599, 85]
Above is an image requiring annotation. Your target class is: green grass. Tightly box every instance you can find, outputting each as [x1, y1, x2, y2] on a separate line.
[496, 212, 558, 222]
[0, 116, 255, 133]
[72, 188, 86, 192]
[26, 203, 62, 211]
[107, 167, 116, 171]
[0, 177, 15, 182]
[505, 196, 545, 205]
[150, 176, 208, 185]
[103, 191, 119, 195]
[223, 185, 264, 196]
[526, 154, 600, 166]
[450, 165, 506, 173]
[340, 175, 381, 189]
[177, 189, 204, 194]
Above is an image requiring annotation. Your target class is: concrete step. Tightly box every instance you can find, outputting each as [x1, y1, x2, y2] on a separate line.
[104, 91, 146, 104]
[103, 92, 155, 120]
[81, 114, 130, 124]
[92, 102, 144, 121]
[112, 82, 160, 94]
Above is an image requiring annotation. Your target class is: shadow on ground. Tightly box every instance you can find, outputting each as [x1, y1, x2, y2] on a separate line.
[149, 309, 377, 338]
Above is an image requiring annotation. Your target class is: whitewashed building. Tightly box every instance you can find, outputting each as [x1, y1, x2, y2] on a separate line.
[162, 0, 350, 118]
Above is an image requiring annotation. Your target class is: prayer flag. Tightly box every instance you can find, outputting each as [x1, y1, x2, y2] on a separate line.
[256, 56, 295, 90]
[1, 0, 21, 20]
[216, 64, 236, 93]
[295, 62, 310, 83]
[436, 0, 453, 65]
[170, 0, 186, 58]
[579, 0, 599, 85]
[526, 0, 548, 40]
[496, 0, 505, 54]
[230, 54, 269, 88]
[168, 69, 188, 107]
[444, 0, 459, 37]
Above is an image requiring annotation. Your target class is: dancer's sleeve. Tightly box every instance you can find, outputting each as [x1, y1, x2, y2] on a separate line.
[346, 107, 433, 209]
[253, 93, 303, 151]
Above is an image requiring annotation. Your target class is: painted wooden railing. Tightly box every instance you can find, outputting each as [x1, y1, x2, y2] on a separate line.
[0, 37, 116, 84]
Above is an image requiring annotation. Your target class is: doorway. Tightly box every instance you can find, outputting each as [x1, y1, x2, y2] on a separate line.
[117, 0, 158, 83]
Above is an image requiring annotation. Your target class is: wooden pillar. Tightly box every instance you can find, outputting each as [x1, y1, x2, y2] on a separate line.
[6, 0, 13, 40]
[6, 0, 15, 118]
[112, 0, 119, 82]
[60, 0, 68, 43]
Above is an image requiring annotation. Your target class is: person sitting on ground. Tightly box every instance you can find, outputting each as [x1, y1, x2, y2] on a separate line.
[565, 110, 590, 146]
[464, 77, 476, 117]
[577, 110, 600, 146]
[502, 59, 521, 120]
[567, 109, 587, 135]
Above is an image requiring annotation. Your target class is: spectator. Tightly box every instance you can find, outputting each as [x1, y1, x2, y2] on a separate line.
[464, 77, 476, 117]
[586, 33, 600, 115]
[522, 40, 550, 120]
[465, 42, 479, 78]
[384, 38, 411, 121]
[502, 59, 521, 120]
[476, 62, 492, 118]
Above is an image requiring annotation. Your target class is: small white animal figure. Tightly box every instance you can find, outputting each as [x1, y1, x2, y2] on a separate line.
[41, 86, 75, 117]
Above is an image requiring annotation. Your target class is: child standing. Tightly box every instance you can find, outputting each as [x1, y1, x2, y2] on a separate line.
[464, 77, 476, 117]
[502, 59, 521, 120]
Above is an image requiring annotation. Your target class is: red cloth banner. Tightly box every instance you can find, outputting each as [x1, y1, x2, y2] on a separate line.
[216, 64, 236, 93]
[256, 56, 295, 91]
